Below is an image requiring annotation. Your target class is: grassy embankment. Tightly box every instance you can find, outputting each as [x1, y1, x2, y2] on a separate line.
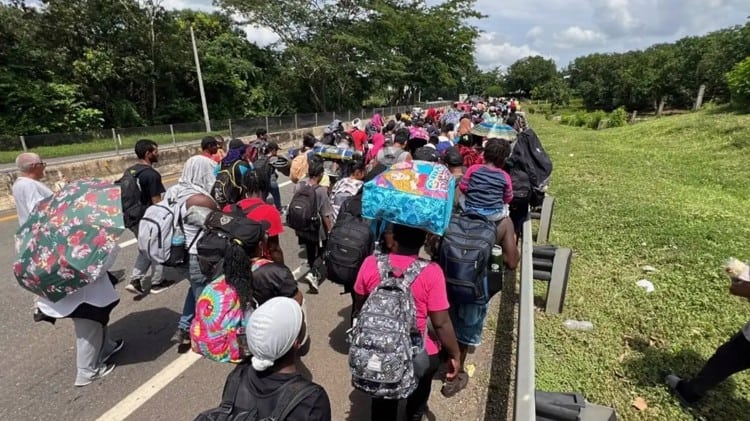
[529, 108, 750, 420]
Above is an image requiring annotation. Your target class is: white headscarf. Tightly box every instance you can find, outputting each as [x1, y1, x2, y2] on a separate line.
[246, 297, 303, 371]
[165, 155, 217, 204]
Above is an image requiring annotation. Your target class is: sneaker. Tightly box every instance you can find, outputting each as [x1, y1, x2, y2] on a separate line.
[172, 328, 190, 345]
[150, 279, 177, 294]
[665, 374, 699, 407]
[441, 371, 469, 397]
[306, 272, 320, 294]
[102, 339, 125, 363]
[125, 278, 144, 294]
[74, 363, 116, 387]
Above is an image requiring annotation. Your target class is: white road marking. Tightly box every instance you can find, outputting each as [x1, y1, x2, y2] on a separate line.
[118, 238, 137, 248]
[279, 180, 292, 188]
[97, 264, 306, 421]
[94, 352, 202, 421]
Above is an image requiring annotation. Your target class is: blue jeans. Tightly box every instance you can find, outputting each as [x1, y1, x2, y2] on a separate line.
[268, 178, 282, 211]
[178, 255, 208, 331]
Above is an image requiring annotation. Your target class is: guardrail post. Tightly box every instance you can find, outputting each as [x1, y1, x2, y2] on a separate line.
[228, 119, 233, 138]
[19, 135, 27, 152]
[111, 128, 118, 154]
[170, 124, 176, 145]
[265, 116, 269, 133]
[295, 114, 298, 130]
[315, 113, 318, 127]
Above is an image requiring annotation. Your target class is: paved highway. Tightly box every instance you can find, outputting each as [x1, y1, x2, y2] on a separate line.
[0, 174, 373, 421]
[1, 169, 499, 421]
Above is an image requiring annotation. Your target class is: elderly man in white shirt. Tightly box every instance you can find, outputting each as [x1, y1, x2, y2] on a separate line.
[13, 153, 123, 386]
[12, 153, 53, 226]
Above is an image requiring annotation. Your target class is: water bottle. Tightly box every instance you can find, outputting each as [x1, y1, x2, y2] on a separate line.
[487, 245, 504, 295]
[563, 319, 594, 331]
[171, 228, 185, 247]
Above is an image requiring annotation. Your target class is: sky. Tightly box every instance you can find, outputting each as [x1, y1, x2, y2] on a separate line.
[163, 0, 749, 70]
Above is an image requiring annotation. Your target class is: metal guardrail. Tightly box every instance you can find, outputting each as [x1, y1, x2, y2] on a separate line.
[515, 217, 536, 420]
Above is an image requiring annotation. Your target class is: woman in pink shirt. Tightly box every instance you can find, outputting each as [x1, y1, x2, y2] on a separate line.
[353, 224, 460, 421]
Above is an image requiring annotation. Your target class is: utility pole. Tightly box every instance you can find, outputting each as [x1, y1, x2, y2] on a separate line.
[191, 25, 211, 132]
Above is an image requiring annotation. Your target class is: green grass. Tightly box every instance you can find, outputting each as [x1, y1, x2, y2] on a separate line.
[0, 131, 226, 164]
[531, 110, 750, 420]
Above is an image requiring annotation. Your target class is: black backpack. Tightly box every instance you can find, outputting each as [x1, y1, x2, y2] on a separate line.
[324, 194, 374, 289]
[117, 164, 149, 230]
[196, 204, 267, 279]
[212, 160, 251, 208]
[286, 183, 319, 236]
[251, 155, 275, 198]
[437, 212, 497, 305]
[507, 128, 552, 207]
[195, 363, 320, 421]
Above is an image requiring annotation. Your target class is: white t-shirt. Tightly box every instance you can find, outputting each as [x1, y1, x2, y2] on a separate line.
[180, 202, 203, 255]
[12, 177, 53, 226]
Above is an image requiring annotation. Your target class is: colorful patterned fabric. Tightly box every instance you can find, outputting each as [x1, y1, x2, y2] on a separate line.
[362, 160, 455, 235]
[14, 179, 125, 302]
[191, 275, 245, 363]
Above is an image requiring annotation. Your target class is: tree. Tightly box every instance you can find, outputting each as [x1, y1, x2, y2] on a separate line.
[530, 76, 571, 110]
[504, 56, 557, 95]
[727, 56, 750, 109]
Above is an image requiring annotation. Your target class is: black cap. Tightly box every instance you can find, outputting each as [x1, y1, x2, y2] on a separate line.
[443, 146, 463, 167]
[201, 136, 218, 150]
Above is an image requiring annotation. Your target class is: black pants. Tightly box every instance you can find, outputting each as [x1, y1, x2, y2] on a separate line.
[370, 354, 440, 421]
[303, 239, 327, 276]
[679, 330, 750, 402]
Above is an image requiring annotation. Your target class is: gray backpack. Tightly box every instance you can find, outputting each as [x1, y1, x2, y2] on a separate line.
[348, 253, 429, 399]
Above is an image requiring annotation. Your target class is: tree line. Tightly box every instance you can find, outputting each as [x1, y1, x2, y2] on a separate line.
[0, 0, 485, 137]
[500, 20, 750, 113]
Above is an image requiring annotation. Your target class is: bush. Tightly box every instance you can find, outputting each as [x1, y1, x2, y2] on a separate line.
[587, 110, 607, 129]
[608, 107, 627, 127]
[727, 56, 750, 109]
[573, 112, 589, 127]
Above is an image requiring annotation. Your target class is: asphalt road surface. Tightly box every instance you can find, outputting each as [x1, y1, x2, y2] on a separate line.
[0, 174, 378, 421]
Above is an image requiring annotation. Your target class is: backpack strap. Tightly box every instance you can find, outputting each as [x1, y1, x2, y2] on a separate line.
[375, 253, 428, 291]
[232, 202, 264, 218]
[215, 363, 251, 417]
[269, 378, 321, 421]
[251, 258, 273, 272]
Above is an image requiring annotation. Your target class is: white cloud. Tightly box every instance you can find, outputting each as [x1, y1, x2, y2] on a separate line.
[474, 33, 550, 70]
[526, 26, 544, 40]
[591, 0, 638, 37]
[162, 0, 214, 12]
[241, 25, 281, 47]
[553, 26, 607, 48]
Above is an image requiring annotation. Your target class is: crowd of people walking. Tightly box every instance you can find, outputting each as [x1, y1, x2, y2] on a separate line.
[14, 101, 529, 420]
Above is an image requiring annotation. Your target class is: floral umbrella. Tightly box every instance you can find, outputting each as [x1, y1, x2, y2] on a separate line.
[14, 179, 125, 302]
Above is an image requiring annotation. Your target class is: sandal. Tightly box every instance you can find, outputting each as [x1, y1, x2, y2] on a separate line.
[441, 371, 469, 397]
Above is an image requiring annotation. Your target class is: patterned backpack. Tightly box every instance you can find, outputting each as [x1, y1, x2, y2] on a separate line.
[191, 260, 273, 363]
[348, 253, 429, 399]
[191, 275, 246, 363]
